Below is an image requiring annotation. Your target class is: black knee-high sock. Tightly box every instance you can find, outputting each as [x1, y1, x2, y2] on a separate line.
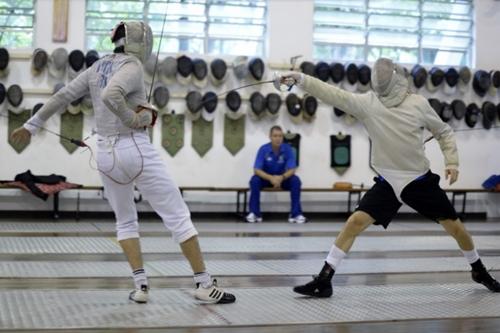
[471, 258, 485, 272]
[319, 261, 335, 280]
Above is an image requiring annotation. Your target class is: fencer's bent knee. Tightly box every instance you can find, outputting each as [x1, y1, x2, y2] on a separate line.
[162, 214, 199, 244]
[174, 226, 199, 244]
[116, 219, 140, 241]
[345, 212, 371, 234]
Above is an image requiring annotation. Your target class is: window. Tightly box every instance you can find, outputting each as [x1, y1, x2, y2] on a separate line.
[313, 0, 473, 66]
[0, 0, 35, 48]
[86, 0, 267, 56]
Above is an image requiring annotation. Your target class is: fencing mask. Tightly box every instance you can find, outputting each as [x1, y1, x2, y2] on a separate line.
[249, 91, 266, 120]
[7, 84, 23, 112]
[48, 48, 68, 79]
[153, 84, 170, 110]
[0, 83, 5, 105]
[85, 50, 100, 68]
[31, 48, 48, 76]
[68, 49, 85, 81]
[0, 47, 9, 77]
[210, 58, 227, 85]
[371, 57, 408, 108]
[111, 21, 153, 64]
[186, 91, 203, 121]
[202, 91, 218, 122]
[266, 93, 281, 118]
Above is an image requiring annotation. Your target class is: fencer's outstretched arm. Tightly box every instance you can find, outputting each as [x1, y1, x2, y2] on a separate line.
[420, 97, 459, 170]
[101, 61, 152, 129]
[23, 70, 91, 135]
[283, 72, 372, 120]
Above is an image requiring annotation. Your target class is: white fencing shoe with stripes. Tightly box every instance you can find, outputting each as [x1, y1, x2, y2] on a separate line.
[129, 284, 149, 303]
[194, 279, 236, 304]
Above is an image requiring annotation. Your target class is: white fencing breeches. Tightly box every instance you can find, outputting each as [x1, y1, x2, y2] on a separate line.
[96, 132, 198, 243]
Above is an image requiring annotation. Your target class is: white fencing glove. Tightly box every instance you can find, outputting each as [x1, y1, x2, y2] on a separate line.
[272, 71, 304, 92]
[131, 104, 157, 129]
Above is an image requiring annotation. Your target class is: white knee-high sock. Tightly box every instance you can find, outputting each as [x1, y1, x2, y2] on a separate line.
[133, 268, 148, 289]
[194, 272, 212, 288]
[326, 245, 346, 270]
[462, 249, 480, 264]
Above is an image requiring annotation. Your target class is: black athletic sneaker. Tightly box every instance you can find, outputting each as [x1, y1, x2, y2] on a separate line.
[293, 275, 333, 298]
[471, 269, 500, 292]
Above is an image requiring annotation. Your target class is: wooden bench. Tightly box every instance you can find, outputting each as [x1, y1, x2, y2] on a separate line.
[178, 187, 499, 218]
[261, 187, 367, 215]
[0, 184, 498, 220]
[178, 186, 368, 217]
[0, 183, 95, 219]
[179, 187, 249, 217]
[444, 188, 496, 217]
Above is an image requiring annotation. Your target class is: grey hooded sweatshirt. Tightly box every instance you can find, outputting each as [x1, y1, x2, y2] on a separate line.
[299, 71, 458, 200]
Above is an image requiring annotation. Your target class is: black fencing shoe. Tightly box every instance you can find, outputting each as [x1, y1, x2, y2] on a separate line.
[195, 279, 236, 304]
[472, 269, 500, 292]
[293, 275, 333, 298]
[129, 284, 149, 303]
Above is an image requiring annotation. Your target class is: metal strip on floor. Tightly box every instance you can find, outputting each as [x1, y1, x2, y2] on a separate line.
[93, 222, 388, 233]
[0, 261, 141, 278]
[139, 236, 500, 253]
[0, 236, 499, 254]
[1, 257, 499, 278]
[1, 221, 499, 235]
[0, 284, 498, 330]
[0, 222, 100, 232]
[0, 237, 121, 254]
[0, 220, 500, 233]
[148, 257, 500, 277]
[93, 221, 500, 233]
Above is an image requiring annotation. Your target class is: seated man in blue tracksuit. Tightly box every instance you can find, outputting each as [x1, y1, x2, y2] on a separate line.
[246, 125, 307, 223]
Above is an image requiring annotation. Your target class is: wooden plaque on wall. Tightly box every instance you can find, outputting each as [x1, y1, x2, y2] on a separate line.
[52, 0, 69, 42]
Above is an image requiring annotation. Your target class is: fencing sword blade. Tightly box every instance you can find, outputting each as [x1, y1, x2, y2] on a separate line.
[147, 4, 169, 103]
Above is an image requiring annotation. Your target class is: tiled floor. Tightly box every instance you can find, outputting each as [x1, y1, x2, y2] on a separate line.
[0, 219, 499, 332]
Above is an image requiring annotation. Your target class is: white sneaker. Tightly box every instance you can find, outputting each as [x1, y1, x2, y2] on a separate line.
[246, 212, 263, 223]
[288, 214, 307, 224]
[194, 279, 236, 304]
[129, 284, 148, 303]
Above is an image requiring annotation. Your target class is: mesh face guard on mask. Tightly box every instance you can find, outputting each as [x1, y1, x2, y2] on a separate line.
[371, 58, 409, 108]
[371, 58, 395, 96]
[111, 21, 153, 64]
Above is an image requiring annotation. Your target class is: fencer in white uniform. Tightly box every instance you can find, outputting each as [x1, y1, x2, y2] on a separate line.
[279, 58, 500, 297]
[11, 21, 235, 304]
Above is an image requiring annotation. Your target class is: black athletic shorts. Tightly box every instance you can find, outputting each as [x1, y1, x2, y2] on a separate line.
[355, 170, 458, 228]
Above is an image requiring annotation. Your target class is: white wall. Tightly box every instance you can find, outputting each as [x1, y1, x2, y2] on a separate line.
[35, 0, 86, 52]
[267, 0, 314, 64]
[1, 0, 499, 214]
[474, 0, 500, 69]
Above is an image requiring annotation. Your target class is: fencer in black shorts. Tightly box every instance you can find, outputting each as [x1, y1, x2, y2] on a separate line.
[357, 171, 458, 229]
[278, 58, 500, 298]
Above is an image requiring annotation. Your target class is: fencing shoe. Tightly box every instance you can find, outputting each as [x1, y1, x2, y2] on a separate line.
[293, 275, 333, 298]
[472, 269, 500, 292]
[129, 284, 149, 303]
[194, 279, 236, 304]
